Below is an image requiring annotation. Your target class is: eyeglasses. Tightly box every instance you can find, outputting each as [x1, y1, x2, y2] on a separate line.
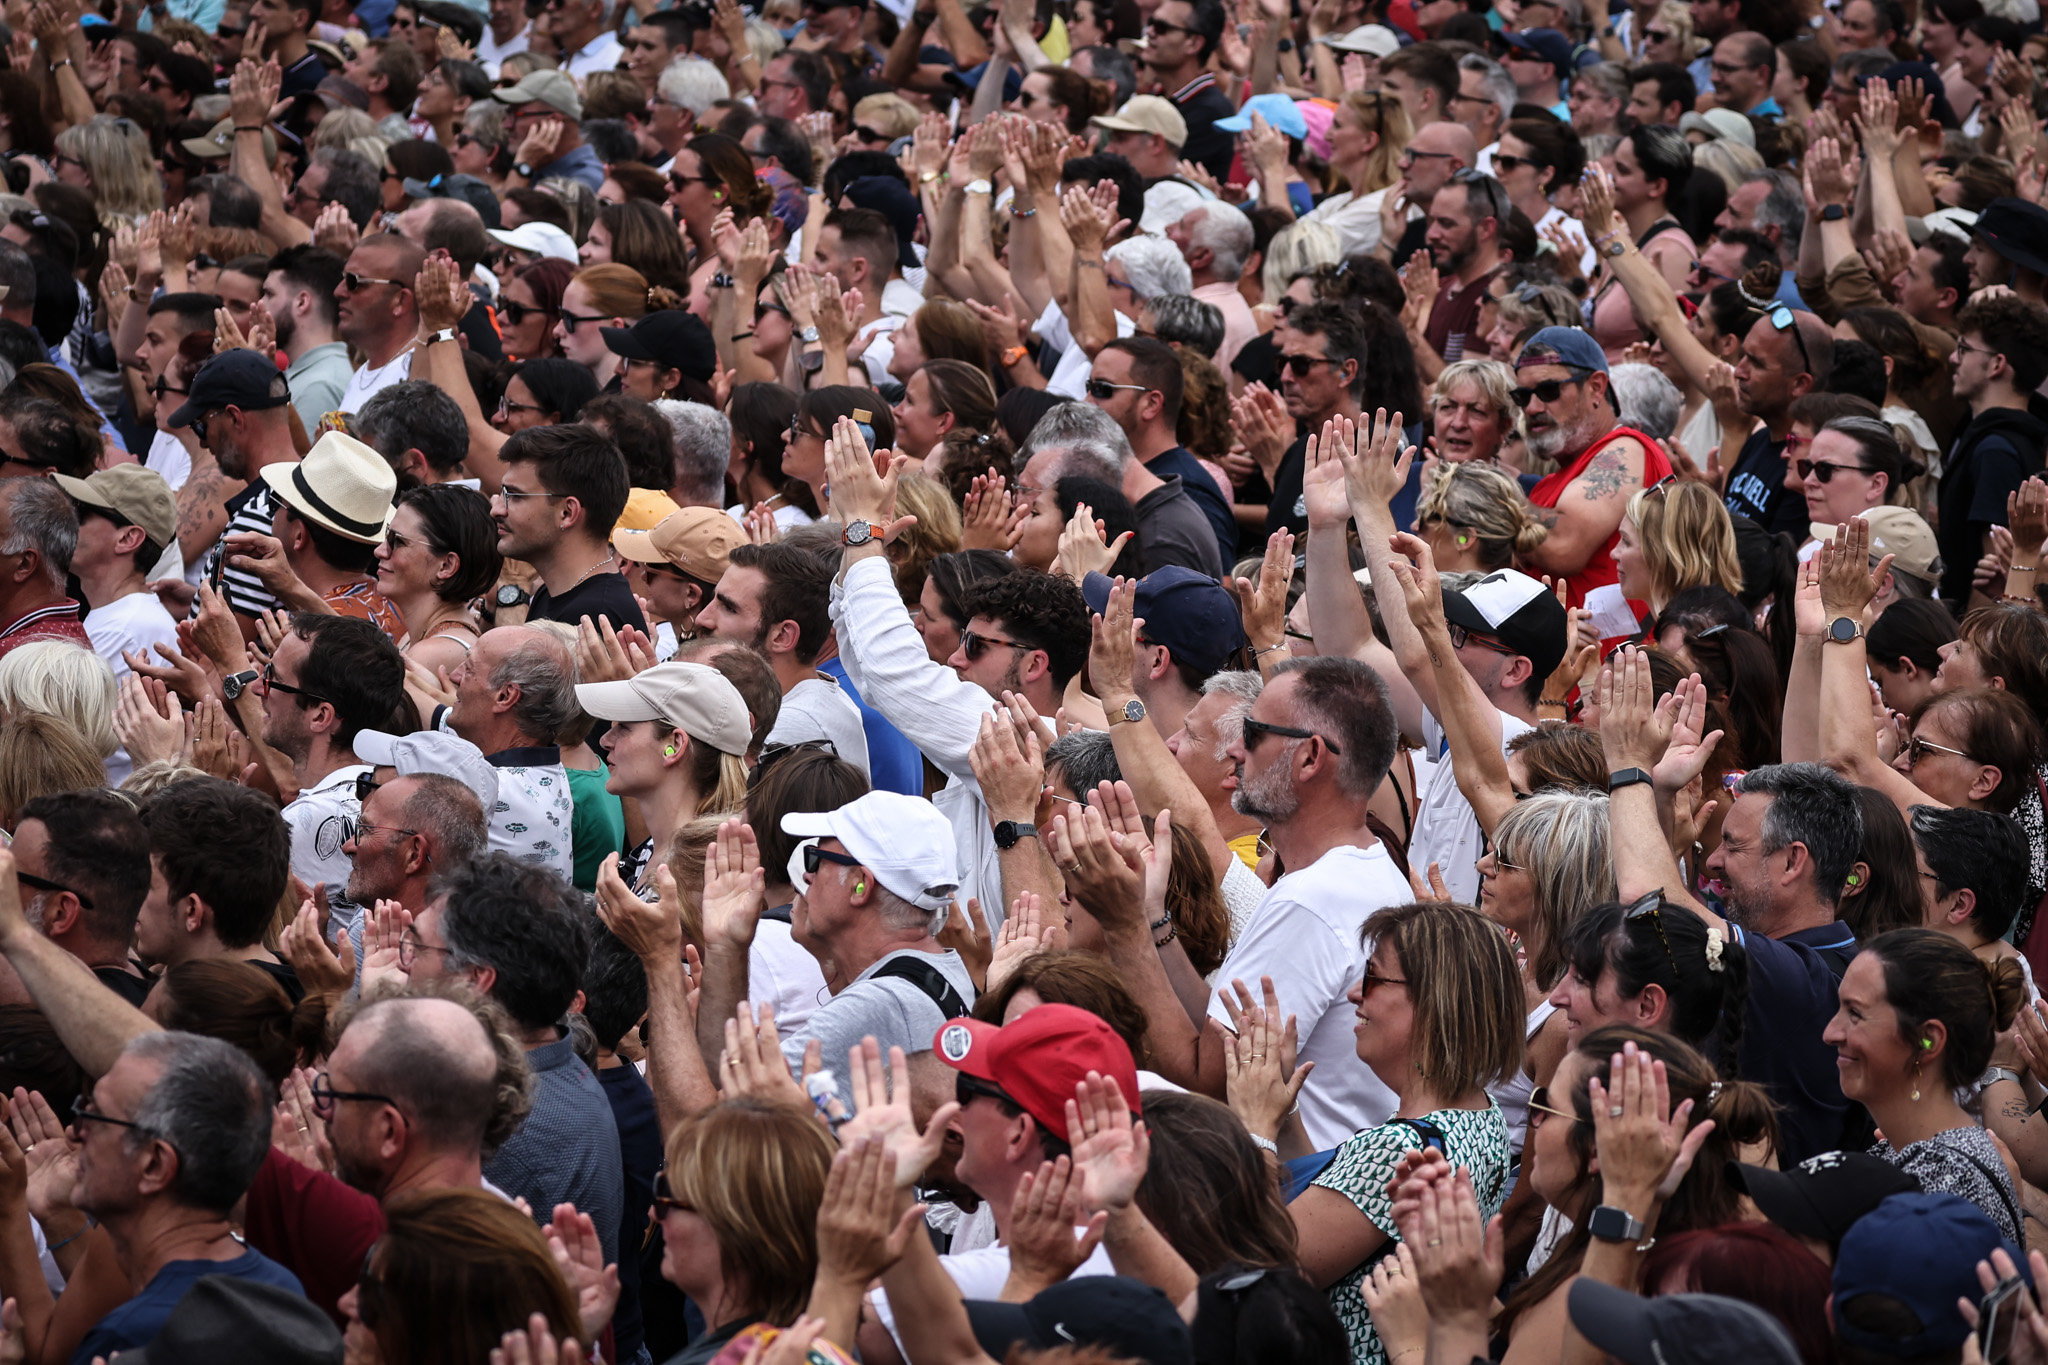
[557, 308, 609, 333]
[71, 1094, 146, 1135]
[151, 379, 189, 401]
[1796, 458, 1875, 482]
[960, 628, 1032, 662]
[1400, 148, 1458, 164]
[1144, 17, 1195, 34]
[1085, 377, 1150, 399]
[755, 300, 791, 322]
[397, 925, 457, 969]
[1907, 736, 1974, 765]
[340, 272, 405, 293]
[1623, 890, 1678, 977]
[1954, 337, 2000, 361]
[497, 300, 553, 324]
[1241, 715, 1343, 755]
[653, 1171, 694, 1215]
[1279, 353, 1338, 377]
[1526, 1084, 1576, 1126]
[1360, 968, 1408, 992]
[786, 414, 824, 444]
[1510, 376, 1585, 407]
[1768, 304, 1813, 376]
[354, 821, 420, 843]
[17, 869, 94, 908]
[260, 663, 329, 706]
[496, 483, 565, 501]
[1447, 622, 1519, 657]
[309, 1071, 398, 1119]
[801, 844, 862, 876]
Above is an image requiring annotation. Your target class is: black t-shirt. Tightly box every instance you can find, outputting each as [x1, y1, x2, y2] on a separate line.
[1172, 78, 1240, 182]
[95, 965, 152, 1007]
[1388, 216, 1428, 271]
[1264, 433, 1311, 539]
[529, 568, 650, 636]
[1722, 426, 1805, 537]
[248, 956, 305, 1004]
[1936, 408, 2048, 607]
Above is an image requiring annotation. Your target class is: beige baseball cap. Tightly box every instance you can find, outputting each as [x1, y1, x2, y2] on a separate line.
[1861, 506, 1941, 585]
[574, 661, 753, 756]
[1090, 95, 1188, 149]
[491, 68, 582, 120]
[612, 508, 748, 585]
[55, 465, 177, 556]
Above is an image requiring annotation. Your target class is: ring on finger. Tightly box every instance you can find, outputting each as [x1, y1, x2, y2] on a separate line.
[1608, 1105, 1625, 1118]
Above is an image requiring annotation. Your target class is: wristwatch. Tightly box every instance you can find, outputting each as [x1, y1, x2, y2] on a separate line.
[842, 519, 877, 547]
[1107, 698, 1147, 727]
[1607, 767, 1654, 792]
[919, 169, 940, 184]
[799, 325, 821, 344]
[1979, 1066, 2023, 1095]
[495, 583, 531, 610]
[992, 820, 1038, 850]
[221, 668, 260, 700]
[427, 327, 459, 345]
[1001, 344, 1031, 368]
[514, 161, 535, 178]
[1586, 1205, 1649, 1244]
[1824, 616, 1863, 645]
[964, 178, 993, 196]
[1820, 203, 1848, 222]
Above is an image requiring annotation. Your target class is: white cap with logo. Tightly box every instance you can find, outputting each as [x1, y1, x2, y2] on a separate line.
[780, 791, 961, 912]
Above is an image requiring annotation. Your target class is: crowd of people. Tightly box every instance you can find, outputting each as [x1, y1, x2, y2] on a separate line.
[0, 0, 2040, 1359]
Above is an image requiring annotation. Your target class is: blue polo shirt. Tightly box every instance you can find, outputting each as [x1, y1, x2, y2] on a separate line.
[1730, 919, 1855, 1165]
[72, 1249, 303, 1365]
[818, 656, 926, 797]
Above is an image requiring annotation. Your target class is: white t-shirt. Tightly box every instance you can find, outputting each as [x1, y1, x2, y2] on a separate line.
[1218, 854, 1266, 957]
[750, 917, 828, 1040]
[1409, 708, 1534, 905]
[85, 591, 181, 788]
[340, 348, 414, 414]
[868, 1240, 1116, 1353]
[1206, 843, 1410, 1150]
[145, 428, 191, 494]
[561, 30, 623, 78]
[1303, 185, 1392, 258]
[283, 764, 369, 900]
[1035, 299, 1136, 400]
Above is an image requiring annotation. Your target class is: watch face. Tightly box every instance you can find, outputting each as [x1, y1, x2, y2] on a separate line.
[1830, 617, 1858, 642]
[1123, 699, 1145, 721]
[496, 584, 525, 607]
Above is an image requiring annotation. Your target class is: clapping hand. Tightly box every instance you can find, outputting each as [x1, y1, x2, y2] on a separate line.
[1005, 1157, 1109, 1295]
[544, 1203, 620, 1343]
[988, 890, 1067, 994]
[1587, 1038, 1714, 1206]
[837, 1037, 957, 1187]
[1817, 517, 1890, 623]
[1596, 646, 1676, 774]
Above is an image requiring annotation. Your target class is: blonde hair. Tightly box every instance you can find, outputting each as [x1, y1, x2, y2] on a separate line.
[0, 642, 116, 760]
[662, 813, 728, 949]
[571, 263, 682, 321]
[54, 116, 162, 225]
[307, 106, 392, 166]
[665, 1100, 836, 1325]
[888, 471, 964, 606]
[1363, 900, 1526, 1092]
[1431, 358, 1519, 430]
[1416, 462, 1549, 570]
[1626, 481, 1743, 607]
[0, 713, 105, 830]
[1650, 0, 1695, 56]
[745, 16, 786, 65]
[1260, 219, 1341, 302]
[499, 51, 559, 81]
[120, 761, 209, 798]
[1491, 791, 1615, 991]
[852, 93, 920, 141]
[1340, 89, 1411, 197]
[1691, 138, 1764, 194]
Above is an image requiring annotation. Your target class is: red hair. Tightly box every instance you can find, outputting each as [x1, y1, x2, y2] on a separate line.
[1640, 1223, 1833, 1364]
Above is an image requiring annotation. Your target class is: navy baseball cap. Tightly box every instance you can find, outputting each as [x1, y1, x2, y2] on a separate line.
[843, 175, 921, 270]
[1515, 325, 1610, 375]
[966, 1277, 1192, 1365]
[1833, 1193, 2024, 1356]
[1568, 1281, 1800, 1365]
[169, 350, 291, 429]
[1083, 567, 1246, 677]
[601, 310, 718, 384]
[400, 172, 502, 230]
[1503, 27, 1576, 77]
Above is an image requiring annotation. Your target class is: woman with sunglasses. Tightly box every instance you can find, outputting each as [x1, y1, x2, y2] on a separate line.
[340, 1188, 587, 1365]
[781, 387, 898, 518]
[452, 103, 511, 192]
[1495, 1026, 1776, 1364]
[726, 381, 818, 532]
[666, 133, 773, 301]
[554, 263, 683, 392]
[380, 139, 455, 219]
[372, 483, 502, 677]
[1280, 899, 1523, 1365]
[499, 258, 575, 362]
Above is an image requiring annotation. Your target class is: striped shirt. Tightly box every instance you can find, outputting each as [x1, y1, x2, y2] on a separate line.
[204, 486, 284, 620]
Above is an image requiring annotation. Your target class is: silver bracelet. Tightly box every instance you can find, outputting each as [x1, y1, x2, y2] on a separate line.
[1247, 1131, 1277, 1154]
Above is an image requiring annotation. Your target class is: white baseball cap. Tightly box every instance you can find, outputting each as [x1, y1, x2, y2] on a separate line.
[487, 222, 579, 264]
[575, 661, 753, 756]
[354, 728, 500, 813]
[781, 791, 960, 912]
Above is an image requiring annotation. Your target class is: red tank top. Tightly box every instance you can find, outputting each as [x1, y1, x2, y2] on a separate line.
[1527, 424, 1673, 610]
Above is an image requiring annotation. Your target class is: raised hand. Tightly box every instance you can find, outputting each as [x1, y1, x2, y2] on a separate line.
[1056, 501, 1131, 580]
[1338, 407, 1412, 515]
[1046, 800, 1144, 927]
[696, 819, 764, 951]
[1221, 975, 1311, 1141]
[415, 253, 470, 334]
[969, 708, 1045, 826]
[1596, 646, 1676, 773]
[2010, 479, 2048, 562]
[279, 896, 354, 1000]
[1006, 1157, 1109, 1293]
[113, 673, 184, 766]
[935, 898, 993, 991]
[1382, 530, 1448, 640]
[988, 889, 1066, 994]
[544, 1203, 620, 1342]
[1360, 1242, 1429, 1365]
[489, 1313, 587, 1365]
[1299, 414, 1357, 532]
[1230, 529, 1295, 661]
[1817, 517, 1890, 621]
[838, 1038, 958, 1186]
[815, 1138, 926, 1287]
[1063, 1072, 1148, 1212]
[1586, 1037, 1714, 1205]
[1405, 1167, 1504, 1335]
[1228, 383, 1292, 479]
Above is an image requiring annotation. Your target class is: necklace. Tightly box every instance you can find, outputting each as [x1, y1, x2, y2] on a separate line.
[550, 548, 620, 599]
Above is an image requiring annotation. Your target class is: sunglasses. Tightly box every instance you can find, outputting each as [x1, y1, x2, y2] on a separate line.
[16, 869, 94, 908]
[956, 1072, 1014, 1107]
[1643, 27, 1671, 39]
[1907, 736, 1973, 765]
[1526, 1084, 1576, 1125]
[1490, 153, 1537, 173]
[341, 272, 405, 293]
[755, 301, 791, 322]
[261, 662, 330, 705]
[748, 738, 837, 792]
[960, 628, 1031, 662]
[1279, 353, 1338, 377]
[557, 308, 608, 333]
[1769, 304, 1813, 375]
[1241, 715, 1342, 754]
[1690, 259, 1737, 284]
[497, 300, 553, 324]
[653, 1171, 692, 1215]
[1085, 377, 1149, 399]
[1796, 458, 1875, 482]
[802, 844, 862, 876]
[1510, 377, 1583, 407]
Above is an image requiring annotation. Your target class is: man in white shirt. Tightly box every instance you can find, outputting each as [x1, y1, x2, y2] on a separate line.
[136, 294, 220, 494]
[476, 0, 531, 74]
[542, 0, 623, 78]
[336, 234, 427, 414]
[813, 208, 903, 390]
[434, 624, 578, 881]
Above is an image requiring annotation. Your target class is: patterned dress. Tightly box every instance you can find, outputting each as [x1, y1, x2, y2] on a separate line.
[1312, 1103, 1513, 1365]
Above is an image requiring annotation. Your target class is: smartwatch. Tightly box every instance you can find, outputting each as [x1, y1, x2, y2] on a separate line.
[1107, 698, 1147, 727]
[1825, 616, 1863, 645]
[514, 161, 535, 178]
[1586, 1205, 1649, 1244]
[1820, 203, 1848, 222]
[992, 820, 1038, 851]
[1607, 767, 1654, 792]
[221, 669, 260, 701]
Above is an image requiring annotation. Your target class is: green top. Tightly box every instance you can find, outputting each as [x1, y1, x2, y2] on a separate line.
[565, 762, 625, 892]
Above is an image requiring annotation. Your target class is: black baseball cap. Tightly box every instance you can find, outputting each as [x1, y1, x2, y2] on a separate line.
[965, 1277, 1192, 1365]
[168, 350, 291, 430]
[601, 310, 718, 384]
[1082, 567, 1245, 677]
[1730, 1152, 1923, 1248]
[1568, 1280, 1801, 1365]
[1440, 567, 1567, 680]
[399, 171, 502, 230]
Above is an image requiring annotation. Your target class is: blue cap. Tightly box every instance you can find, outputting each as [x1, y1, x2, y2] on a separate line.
[1082, 567, 1246, 676]
[1833, 1193, 2024, 1356]
[946, 59, 1024, 103]
[1503, 27, 1575, 76]
[1214, 94, 1310, 141]
[1515, 326, 1609, 375]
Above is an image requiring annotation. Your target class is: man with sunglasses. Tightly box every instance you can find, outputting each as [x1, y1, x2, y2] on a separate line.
[1083, 339, 1230, 576]
[1516, 327, 1674, 607]
[59, 466, 182, 777]
[1259, 300, 1369, 539]
[1938, 293, 2048, 612]
[175, 351, 302, 626]
[1726, 300, 1835, 536]
[1135, 0, 1235, 180]
[336, 234, 427, 414]
[128, 293, 220, 496]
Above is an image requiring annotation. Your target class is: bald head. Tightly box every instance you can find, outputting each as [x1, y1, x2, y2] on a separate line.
[343, 995, 498, 1152]
[1407, 122, 1479, 201]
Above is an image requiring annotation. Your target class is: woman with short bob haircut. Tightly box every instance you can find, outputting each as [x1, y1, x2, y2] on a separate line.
[655, 1099, 837, 1346]
[1614, 480, 1742, 618]
[373, 483, 501, 677]
[343, 1187, 584, 1365]
[1284, 900, 1525, 1364]
[54, 115, 161, 225]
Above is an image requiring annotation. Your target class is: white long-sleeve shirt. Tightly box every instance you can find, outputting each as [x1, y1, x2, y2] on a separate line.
[828, 554, 1004, 926]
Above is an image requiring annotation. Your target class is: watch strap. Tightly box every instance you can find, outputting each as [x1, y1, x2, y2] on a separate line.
[993, 820, 1039, 850]
[515, 161, 535, 177]
[427, 327, 459, 345]
[1587, 1204, 1648, 1243]
[1607, 767, 1654, 792]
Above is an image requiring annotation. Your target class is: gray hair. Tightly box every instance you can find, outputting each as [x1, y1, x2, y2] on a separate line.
[1188, 202, 1254, 281]
[655, 399, 733, 506]
[1735, 763, 1863, 909]
[1106, 234, 1192, 301]
[1742, 168, 1805, 260]
[1575, 60, 1633, 103]
[1458, 53, 1516, 121]
[489, 627, 581, 745]
[356, 382, 470, 478]
[1047, 728, 1122, 797]
[1608, 362, 1682, 439]
[401, 773, 488, 869]
[122, 1031, 274, 1215]
[461, 100, 506, 146]
[0, 477, 77, 587]
[657, 55, 732, 115]
[1260, 219, 1340, 303]
[0, 642, 117, 758]
[1076, 45, 1137, 107]
[1201, 669, 1264, 761]
[1146, 295, 1225, 358]
[1019, 401, 1133, 472]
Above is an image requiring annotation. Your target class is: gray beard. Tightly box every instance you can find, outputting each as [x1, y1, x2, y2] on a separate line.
[1231, 758, 1300, 825]
[1525, 421, 1572, 461]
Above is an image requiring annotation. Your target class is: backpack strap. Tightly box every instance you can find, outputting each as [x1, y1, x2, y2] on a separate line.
[871, 955, 971, 1020]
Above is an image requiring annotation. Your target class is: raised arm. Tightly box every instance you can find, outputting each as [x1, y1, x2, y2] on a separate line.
[1815, 518, 1940, 816]
[1062, 183, 1121, 362]
[1597, 649, 1722, 928]
[594, 855, 719, 1133]
[1337, 410, 1435, 741]
[1778, 556, 1829, 764]
[0, 848, 158, 1079]
[412, 256, 510, 491]
[1572, 165, 1724, 396]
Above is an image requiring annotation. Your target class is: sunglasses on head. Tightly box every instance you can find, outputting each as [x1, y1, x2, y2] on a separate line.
[1769, 304, 1814, 374]
[1623, 889, 1678, 975]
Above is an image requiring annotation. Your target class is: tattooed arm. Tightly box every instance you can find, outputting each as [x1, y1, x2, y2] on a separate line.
[176, 455, 244, 572]
[1518, 436, 1645, 579]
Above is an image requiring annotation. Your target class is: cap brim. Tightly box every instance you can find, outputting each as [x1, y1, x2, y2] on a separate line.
[353, 730, 401, 768]
[51, 473, 114, 513]
[932, 1016, 1004, 1080]
[573, 679, 665, 724]
[166, 396, 205, 429]
[1567, 1279, 1661, 1365]
[779, 809, 841, 840]
[1089, 116, 1148, 132]
[1439, 587, 1497, 639]
[179, 137, 228, 159]
[963, 1300, 1041, 1361]
[601, 324, 656, 361]
[610, 528, 666, 563]
[1727, 1160, 1832, 1242]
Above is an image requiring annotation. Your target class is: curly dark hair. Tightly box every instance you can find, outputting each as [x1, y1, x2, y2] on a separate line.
[432, 853, 589, 1031]
[960, 568, 1093, 688]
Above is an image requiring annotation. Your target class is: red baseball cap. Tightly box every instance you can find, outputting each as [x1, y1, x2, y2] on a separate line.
[933, 1004, 1142, 1140]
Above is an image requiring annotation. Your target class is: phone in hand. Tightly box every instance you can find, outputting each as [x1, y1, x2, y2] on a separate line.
[1980, 1274, 2025, 1365]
